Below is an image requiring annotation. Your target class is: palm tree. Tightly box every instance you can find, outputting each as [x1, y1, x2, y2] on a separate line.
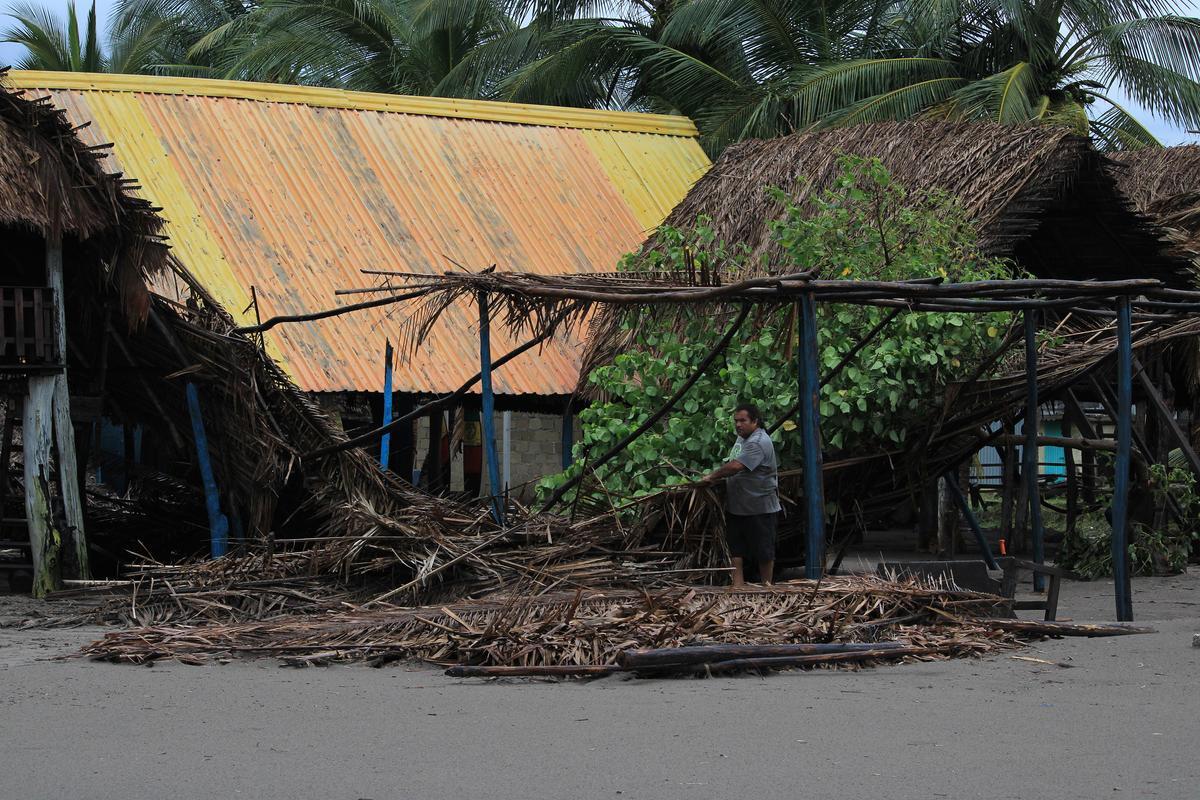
[2, 0, 105, 71]
[182, 0, 531, 92]
[106, 0, 262, 75]
[489, 0, 1200, 152]
[805, 0, 1200, 150]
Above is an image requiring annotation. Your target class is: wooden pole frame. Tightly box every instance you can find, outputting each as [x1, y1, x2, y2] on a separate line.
[379, 339, 394, 470]
[1023, 309, 1045, 591]
[1112, 297, 1134, 621]
[478, 293, 504, 526]
[45, 232, 88, 578]
[798, 292, 826, 578]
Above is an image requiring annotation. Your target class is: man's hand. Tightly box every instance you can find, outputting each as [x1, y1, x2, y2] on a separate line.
[697, 460, 746, 487]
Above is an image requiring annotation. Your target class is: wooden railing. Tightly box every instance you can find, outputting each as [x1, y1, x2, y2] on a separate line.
[0, 286, 56, 366]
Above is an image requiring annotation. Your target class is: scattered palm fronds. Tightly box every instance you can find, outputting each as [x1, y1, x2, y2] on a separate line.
[78, 576, 1021, 672]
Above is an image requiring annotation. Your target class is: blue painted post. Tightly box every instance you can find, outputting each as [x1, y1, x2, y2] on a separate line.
[1112, 296, 1134, 621]
[478, 294, 505, 526]
[380, 339, 394, 470]
[561, 411, 574, 470]
[798, 293, 826, 578]
[185, 382, 229, 558]
[1024, 309, 1045, 591]
[943, 471, 1000, 570]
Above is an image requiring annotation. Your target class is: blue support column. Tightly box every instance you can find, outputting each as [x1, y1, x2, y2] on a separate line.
[478, 294, 505, 526]
[943, 471, 1000, 570]
[1112, 297, 1134, 621]
[561, 410, 574, 470]
[380, 339, 394, 470]
[1024, 309, 1045, 591]
[798, 293, 826, 578]
[186, 382, 229, 558]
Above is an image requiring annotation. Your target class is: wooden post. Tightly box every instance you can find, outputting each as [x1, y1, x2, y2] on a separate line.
[428, 408, 445, 494]
[379, 339, 394, 470]
[798, 292, 826, 578]
[561, 409, 574, 470]
[1024, 309, 1045, 591]
[1064, 390, 1098, 504]
[23, 377, 61, 596]
[943, 470, 1000, 569]
[45, 233, 88, 578]
[1063, 409, 1078, 537]
[477, 293, 504, 526]
[395, 395, 415, 483]
[1112, 297, 1134, 621]
[999, 419, 1015, 550]
[186, 382, 229, 558]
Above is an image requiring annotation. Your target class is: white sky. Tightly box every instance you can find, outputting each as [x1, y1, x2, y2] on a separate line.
[1, 0, 1196, 144]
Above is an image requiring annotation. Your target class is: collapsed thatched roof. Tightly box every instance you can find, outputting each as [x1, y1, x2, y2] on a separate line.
[0, 69, 169, 318]
[1111, 145, 1200, 259]
[644, 120, 1194, 286]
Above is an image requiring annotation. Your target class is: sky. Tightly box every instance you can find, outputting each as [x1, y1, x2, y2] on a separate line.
[0, 0, 1197, 145]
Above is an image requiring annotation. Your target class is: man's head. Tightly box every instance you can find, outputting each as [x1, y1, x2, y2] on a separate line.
[733, 403, 761, 437]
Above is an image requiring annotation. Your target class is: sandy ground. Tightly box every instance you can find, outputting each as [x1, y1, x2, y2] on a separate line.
[1, 570, 1197, 800]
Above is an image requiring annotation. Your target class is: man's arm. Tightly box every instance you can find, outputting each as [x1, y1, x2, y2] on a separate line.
[700, 460, 747, 485]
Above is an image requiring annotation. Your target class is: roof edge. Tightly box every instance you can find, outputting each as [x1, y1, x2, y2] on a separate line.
[5, 70, 700, 137]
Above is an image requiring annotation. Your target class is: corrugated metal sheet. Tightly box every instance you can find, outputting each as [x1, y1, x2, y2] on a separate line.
[6, 71, 710, 395]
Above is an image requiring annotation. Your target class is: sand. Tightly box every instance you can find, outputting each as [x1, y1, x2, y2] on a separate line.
[1, 570, 1197, 800]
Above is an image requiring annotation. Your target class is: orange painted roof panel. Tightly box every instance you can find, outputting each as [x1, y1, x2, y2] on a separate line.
[6, 72, 710, 395]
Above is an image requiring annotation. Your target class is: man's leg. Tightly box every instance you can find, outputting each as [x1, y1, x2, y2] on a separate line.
[757, 513, 778, 585]
[731, 557, 745, 587]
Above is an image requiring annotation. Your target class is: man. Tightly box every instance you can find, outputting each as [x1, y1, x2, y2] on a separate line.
[700, 403, 782, 586]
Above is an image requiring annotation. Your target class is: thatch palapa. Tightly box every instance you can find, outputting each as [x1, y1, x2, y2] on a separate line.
[0, 67, 168, 323]
[1111, 145, 1200, 262]
[638, 120, 1192, 283]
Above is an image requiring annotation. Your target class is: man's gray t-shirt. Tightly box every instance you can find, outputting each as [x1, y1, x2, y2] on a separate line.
[725, 427, 782, 516]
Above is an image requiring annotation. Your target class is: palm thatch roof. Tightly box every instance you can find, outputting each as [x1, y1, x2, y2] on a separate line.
[643, 120, 1194, 285]
[0, 69, 169, 319]
[1111, 145, 1200, 259]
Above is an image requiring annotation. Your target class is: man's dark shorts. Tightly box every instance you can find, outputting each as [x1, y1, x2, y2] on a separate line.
[725, 511, 777, 563]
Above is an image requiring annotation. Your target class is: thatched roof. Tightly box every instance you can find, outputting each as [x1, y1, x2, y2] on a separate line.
[645, 120, 1194, 286]
[1111, 145, 1200, 259]
[0, 69, 168, 314]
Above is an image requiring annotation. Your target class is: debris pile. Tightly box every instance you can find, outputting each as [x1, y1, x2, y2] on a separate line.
[80, 576, 1034, 672]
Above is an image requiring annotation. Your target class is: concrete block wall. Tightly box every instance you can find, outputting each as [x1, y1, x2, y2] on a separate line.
[412, 411, 578, 499]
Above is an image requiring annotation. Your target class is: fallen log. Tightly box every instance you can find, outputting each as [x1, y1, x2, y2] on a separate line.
[445, 663, 622, 678]
[641, 645, 947, 675]
[967, 619, 1156, 637]
[618, 641, 909, 669]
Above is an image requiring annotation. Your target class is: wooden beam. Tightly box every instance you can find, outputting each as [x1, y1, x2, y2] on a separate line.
[23, 377, 61, 596]
[1133, 356, 1200, 481]
[45, 233, 88, 578]
[799, 292, 826, 578]
[1112, 297, 1134, 622]
[1024, 310, 1045, 590]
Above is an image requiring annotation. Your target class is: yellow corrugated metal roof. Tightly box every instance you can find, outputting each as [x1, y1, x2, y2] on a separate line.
[6, 71, 709, 396]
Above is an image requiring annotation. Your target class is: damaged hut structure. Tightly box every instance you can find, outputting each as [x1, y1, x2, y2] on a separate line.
[341, 122, 1200, 626]
[2, 90, 1185, 674]
[3, 70, 711, 500]
[0, 72, 487, 599]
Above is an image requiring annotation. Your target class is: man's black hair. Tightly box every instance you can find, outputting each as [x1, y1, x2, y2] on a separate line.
[734, 403, 762, 424]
